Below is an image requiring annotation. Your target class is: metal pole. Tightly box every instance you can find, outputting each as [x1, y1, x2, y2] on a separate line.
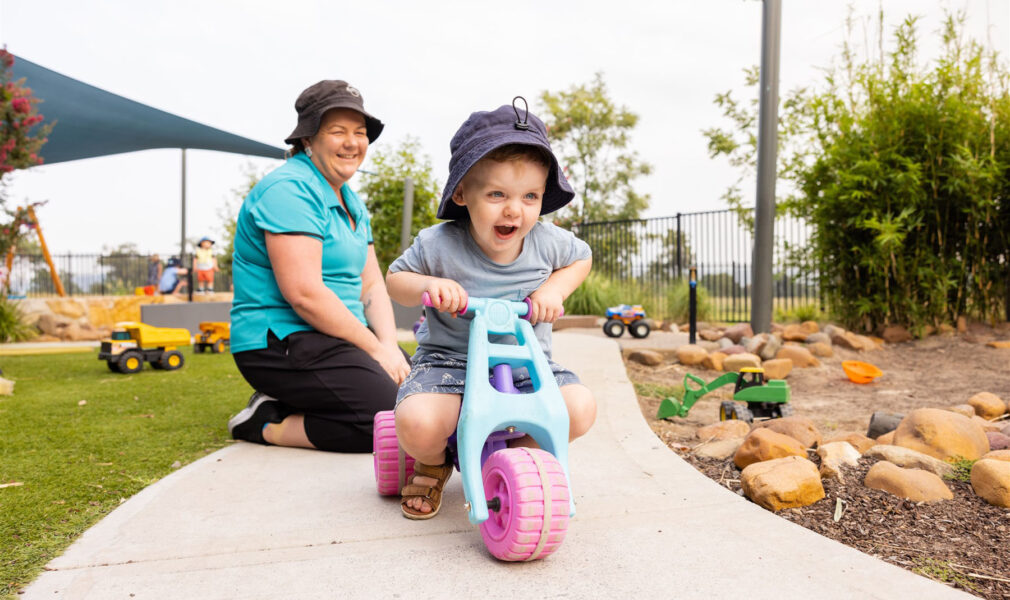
[689, 266, 698, 345]
[181, 149, 193, 302]
[751, 0, 781, 334]
[400, 176, 415, 253]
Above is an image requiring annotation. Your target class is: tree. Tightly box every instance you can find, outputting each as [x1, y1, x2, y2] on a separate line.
[217, 163, 264, 281]
[704, 11, 1010, 330]
[358, 137, 439, 273]
[538, 73, 652, 226]
[0, 49, 52, 287]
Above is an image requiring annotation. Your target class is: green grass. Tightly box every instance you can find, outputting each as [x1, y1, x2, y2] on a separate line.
[633, 381, 685, 401]
[0, 341, 417, 598]
[0, 349, 251, 597]
[943, 456, 977, 483]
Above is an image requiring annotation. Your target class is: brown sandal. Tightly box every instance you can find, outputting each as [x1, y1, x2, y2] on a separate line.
[400, 461, 453, 520]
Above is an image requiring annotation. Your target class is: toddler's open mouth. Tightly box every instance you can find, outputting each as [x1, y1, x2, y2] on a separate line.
[494, 225, 518, 237]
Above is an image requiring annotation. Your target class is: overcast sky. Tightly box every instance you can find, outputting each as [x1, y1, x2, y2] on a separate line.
[0, 0, 1006, 255]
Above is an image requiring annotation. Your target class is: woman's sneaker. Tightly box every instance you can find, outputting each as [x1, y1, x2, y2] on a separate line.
[228, 392, 289, 444]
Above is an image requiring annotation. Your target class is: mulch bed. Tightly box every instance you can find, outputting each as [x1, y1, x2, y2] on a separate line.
[680, 451, 1010, 599]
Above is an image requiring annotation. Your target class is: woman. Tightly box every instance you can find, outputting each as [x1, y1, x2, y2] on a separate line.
[227, 80, 410, 452]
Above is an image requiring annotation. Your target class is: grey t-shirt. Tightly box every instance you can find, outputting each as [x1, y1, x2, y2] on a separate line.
[389, 220, 591, 361]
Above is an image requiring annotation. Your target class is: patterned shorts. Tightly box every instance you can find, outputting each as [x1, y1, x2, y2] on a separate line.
[395, 352, 582, 407]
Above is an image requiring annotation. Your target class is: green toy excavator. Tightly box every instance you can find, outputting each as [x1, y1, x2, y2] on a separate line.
[656, 367, 791, 423]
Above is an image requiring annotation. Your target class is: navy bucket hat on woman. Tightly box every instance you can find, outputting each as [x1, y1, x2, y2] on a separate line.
[437, 97, 575, 220]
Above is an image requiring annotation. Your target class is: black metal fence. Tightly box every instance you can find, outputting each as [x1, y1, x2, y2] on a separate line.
[6, 253, 232, 296]
[571, 209, 819, 323]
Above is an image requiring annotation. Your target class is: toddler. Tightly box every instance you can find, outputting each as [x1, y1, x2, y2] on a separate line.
[386, 100, 596, 520]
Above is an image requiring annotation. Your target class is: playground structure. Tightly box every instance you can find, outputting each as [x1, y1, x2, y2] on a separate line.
[3, 203, 66, 296]
[374, 293, 573, 561]
[98, 321, 191, 374]
[656, 367, 791, 423]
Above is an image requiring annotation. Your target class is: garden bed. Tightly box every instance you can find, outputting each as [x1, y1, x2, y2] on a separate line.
[627, 325, 1010, 599]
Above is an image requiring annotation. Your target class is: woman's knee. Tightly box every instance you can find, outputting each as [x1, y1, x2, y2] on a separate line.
[562, 384, 597, 440]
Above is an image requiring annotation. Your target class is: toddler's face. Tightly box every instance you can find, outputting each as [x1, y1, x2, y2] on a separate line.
[452, 158, 547, 263]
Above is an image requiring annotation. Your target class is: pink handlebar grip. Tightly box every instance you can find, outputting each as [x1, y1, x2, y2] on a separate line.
[421, 291, 468, 315]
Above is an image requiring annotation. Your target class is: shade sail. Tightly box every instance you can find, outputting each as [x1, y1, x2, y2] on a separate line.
[11, 55, 285, 164]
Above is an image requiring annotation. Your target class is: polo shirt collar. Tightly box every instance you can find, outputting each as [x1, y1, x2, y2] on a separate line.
[294, 152, 365, 221]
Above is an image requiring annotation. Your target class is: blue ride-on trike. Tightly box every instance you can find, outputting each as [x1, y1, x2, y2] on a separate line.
[373, 293, 575, 561]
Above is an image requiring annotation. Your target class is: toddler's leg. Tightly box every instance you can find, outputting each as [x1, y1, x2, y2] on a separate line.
[396, 392, 461, 516]
[561, 383, 596, 441]
[395, 392, 461, 464]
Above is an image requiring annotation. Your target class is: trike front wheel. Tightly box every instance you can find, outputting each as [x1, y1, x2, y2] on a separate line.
[373, 410, 415, 496]
[480, 448, 569, 561]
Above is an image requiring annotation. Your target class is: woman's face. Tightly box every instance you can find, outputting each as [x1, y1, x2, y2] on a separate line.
[304, 108, 368, 190]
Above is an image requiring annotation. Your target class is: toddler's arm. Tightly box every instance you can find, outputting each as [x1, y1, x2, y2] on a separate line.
[528, 257, 592, 325]
[386, 270, 468, 316]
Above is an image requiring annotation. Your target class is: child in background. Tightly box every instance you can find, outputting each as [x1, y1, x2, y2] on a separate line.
[385, 100, 596, 520]
[193, 236, 219, 294]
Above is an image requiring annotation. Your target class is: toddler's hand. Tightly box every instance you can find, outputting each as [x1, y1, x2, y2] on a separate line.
[528, 288, 564, 325]
[424, 279, 468, 317]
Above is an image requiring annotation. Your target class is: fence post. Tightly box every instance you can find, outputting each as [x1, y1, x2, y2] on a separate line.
[689, 266, 697, 344]
[100, 255, 105, 296]
[675, 213, 682, 279]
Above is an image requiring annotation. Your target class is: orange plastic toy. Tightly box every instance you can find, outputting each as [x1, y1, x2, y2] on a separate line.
[842, 360, 883, 384]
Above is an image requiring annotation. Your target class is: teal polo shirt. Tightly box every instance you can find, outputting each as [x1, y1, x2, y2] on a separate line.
[230, 153, 373, 353]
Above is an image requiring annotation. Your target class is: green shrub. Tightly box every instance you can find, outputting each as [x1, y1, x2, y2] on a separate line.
[667, 280, 711, 323]
[774, 302, 825, 324]
[0, 296, 34, 342]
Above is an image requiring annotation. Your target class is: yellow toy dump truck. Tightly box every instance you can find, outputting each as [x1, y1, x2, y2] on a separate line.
[99, 321, 191, 374]
[194, 321, 230, 354]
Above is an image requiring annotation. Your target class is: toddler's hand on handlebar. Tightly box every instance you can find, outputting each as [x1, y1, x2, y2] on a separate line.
[527, 288, 564, 325]
[423, 278, 468, 317]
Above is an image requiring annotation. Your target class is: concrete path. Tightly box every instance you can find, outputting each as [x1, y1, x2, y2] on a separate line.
[23, 333, 969, 599]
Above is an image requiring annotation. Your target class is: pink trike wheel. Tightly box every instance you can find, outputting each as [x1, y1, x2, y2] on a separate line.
[373, 410, 415, 496]
[479, 448, 569, 561]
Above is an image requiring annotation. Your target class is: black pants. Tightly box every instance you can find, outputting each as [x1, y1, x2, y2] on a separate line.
[233, 330, 398, 452]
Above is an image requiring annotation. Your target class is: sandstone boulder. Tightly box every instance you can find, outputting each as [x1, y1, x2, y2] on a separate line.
[701, 351, 726, 372]
[744, 333, 768, 356]
[697, 419, 751, 441]
[823, 324, 843, 337]
[723, 323, 753, 344]
[759, 334, 782, 361]
[805, 332, 831, 345]
[700, 328, 723, 342]
[807, 342, 834, 358]
[799, 321, 820, 335]
[734, 428, 808, 470]
[675, 345, 708, 366]
[972, 415, 1005, 433]
[970, 459, 1010, 508]
[721, 345, 746, 355]
[781, 324, 808, 342]
[877, 431, 896, 445]
[945, 404, 976, 418]
[753, 415, 822, 449]
[698, 341, 721, 352]
[36, 313, 75, 337]
[866, 411, 904, 439]
[627, 350, 664, 366]
[891, 408, 990, 461]
[863, 444, 954, 478]
[1003, 424, 1010, 438]
[46, 298, 86, 319]
[816, 441, 861, 480]
[864, 461, 952, 502]
[881, 325, 913, 344]
[723, 353, 762, 372]
[986, 432, 1010, 451]
[774, 345, 820, 368]
[832, 331, 877, 352]
[822, 432, 876, 453]
[717, 337, 734, 349]
[741, 455, 825, 511]
[761, 358, 792, 380]
[968, 392, 1006, 420]
[694, 438, 745, 460]
[983, 449, 1010, 462]
[986, 340, 1010, 349]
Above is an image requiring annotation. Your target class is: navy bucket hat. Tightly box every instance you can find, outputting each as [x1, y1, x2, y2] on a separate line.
[437, 97, 575, 220]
